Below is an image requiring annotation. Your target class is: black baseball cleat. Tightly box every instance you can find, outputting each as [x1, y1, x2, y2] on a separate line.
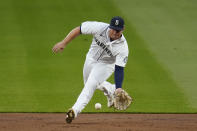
[65, 108, 75, 124]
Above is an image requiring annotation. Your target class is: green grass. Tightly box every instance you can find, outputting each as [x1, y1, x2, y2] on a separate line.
[112, 0, 197, 111]
[0, 0, 196, 113]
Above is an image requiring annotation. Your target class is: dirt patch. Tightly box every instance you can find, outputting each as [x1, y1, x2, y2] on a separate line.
[0, 113, 196, 131]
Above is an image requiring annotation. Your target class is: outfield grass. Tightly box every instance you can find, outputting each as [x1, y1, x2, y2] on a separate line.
[112, 0, 197, 111]
[0, 0, 196, 113]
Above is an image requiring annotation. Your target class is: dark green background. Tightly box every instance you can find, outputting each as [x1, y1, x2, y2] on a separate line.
[0, 0, 196, 113]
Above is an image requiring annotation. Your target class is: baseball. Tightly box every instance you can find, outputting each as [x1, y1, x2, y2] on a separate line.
[95, 103, 102, 110]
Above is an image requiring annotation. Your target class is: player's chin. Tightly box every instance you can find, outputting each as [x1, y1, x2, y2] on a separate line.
[113, 36, 120, 40]
[111, 36, 118, 40]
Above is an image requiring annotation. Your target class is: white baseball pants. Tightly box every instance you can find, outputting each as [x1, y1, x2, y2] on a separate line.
[72, 56, 115, 117]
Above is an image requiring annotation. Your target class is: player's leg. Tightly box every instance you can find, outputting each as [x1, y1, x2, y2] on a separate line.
[83, 57, 96, 85]
[71, 62, 114, 118]
[96, 65, 116, 107]
[97, 81, 116, 107]
[97, 81, 115, 95]
[66, 57, 96, 123]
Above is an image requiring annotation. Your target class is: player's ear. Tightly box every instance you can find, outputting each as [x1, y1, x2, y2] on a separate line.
[122, 27, 125, 31]
[119, 27, 124, 33]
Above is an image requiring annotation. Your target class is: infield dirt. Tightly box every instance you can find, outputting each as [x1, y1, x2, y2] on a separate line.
[0, 113, 196, 131]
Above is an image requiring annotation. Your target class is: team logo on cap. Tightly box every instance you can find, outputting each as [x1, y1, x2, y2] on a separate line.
[115, 20, 119, 25]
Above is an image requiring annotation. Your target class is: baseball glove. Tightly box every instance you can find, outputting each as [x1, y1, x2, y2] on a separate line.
[113, 89, 132, 110]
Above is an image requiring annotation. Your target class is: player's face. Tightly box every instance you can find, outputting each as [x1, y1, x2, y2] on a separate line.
[109, 29, 123, 40]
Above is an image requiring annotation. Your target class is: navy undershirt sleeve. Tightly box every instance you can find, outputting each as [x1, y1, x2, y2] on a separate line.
[114, 65, 124, 89]
[80, 25, 82, 34]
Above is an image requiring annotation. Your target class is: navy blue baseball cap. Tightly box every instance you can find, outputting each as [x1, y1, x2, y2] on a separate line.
[109, 16, 124, 31]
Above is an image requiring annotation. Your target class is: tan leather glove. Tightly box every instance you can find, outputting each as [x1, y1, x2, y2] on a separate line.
[114, 89, 132, 110]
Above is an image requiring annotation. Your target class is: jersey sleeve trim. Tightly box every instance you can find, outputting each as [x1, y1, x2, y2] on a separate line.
[80, 25, 82, 34]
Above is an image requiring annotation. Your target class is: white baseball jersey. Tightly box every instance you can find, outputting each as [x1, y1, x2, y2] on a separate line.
[81, 21, 129, 67]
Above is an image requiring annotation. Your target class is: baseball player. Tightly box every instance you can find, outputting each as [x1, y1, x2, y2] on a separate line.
[52, 16, 129, 123]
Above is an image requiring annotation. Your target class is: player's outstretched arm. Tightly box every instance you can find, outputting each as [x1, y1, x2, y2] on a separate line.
[52, 26, 81, 53]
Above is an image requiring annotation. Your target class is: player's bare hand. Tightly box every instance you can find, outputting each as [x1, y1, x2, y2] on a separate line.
[52, 41, 66, 53]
